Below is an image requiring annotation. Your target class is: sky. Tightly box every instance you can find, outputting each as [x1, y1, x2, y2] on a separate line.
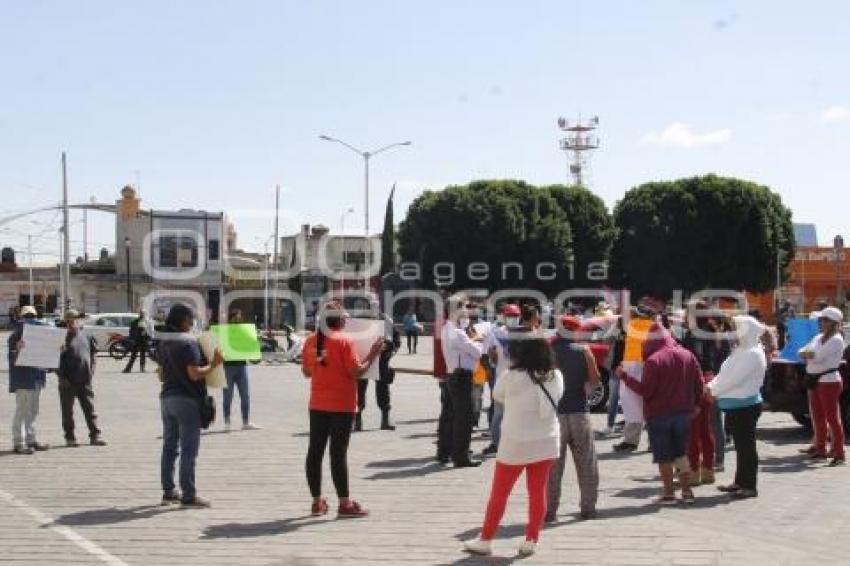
[1, 0, 849, 263]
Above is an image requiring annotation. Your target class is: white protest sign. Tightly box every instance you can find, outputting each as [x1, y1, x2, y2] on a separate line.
[197, 333, 226, 389]
[16, 324, 66, 369]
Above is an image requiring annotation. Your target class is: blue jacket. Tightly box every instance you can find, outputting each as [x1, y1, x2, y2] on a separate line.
[8, 321, 49, 392]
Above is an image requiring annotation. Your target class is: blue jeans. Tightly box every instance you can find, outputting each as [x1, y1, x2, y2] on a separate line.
[161, 396, 201, 502]
[223, 364, 250, 424]
[607, 375, 621, 429]
[489, 402, 504, 448]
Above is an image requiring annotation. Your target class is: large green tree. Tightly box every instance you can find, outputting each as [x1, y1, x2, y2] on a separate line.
[397, 180, 575, 294]
[609, 174, 795, 298]
[542, 185, 617, 287]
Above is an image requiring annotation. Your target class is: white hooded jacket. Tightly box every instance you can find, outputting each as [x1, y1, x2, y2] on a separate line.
[707, 315, 767, 407]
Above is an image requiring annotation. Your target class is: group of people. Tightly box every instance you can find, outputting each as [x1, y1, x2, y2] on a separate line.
[7, 306, 106, 454]
[7, 296, 846, 557]
[433, 297, 847, 557]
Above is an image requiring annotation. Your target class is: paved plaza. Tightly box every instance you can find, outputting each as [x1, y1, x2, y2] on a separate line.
[0, 335, 847, 565]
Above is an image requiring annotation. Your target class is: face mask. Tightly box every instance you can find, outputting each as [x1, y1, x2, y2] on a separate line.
[505, 316, 520, 327]
[458, 318, 470, 329]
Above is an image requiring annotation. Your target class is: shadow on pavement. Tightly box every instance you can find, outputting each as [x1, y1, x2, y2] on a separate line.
[201, 515, 326, 539]
[404, 432, 438, 440]
[366, 456, 438, 469]
[53, 504, 173, 526]
[451, 554, 525, 565]
[758, 425, 809, 446]
[760, 454, 817, 474]
[397, 418, 439, 425]
[364, 461, 453, 481]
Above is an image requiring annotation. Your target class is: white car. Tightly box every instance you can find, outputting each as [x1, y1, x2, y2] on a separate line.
[81, 313, 138, 351]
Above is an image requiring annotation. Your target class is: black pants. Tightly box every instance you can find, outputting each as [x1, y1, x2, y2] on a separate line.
[59, 382, 101, 441]
[437, 381, 453, 460]
[405, 331, 418, 353]
[306, 410, 354, 498]
[726, 403, 762, 490]
[448, 370, 474, 464]
[124, 339, 147, 371]
[357, 379, 390, 414]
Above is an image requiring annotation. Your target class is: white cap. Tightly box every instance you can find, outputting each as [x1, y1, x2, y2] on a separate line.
[20, 305, 37, 317]
[819, 306, 844, 323]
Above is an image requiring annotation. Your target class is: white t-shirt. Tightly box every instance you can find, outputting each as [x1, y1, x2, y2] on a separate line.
[800, 333, 846, 384]
[493, 368, 563, 465]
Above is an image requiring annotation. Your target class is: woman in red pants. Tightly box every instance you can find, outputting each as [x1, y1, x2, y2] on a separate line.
[463, 331, 563, 558]
[799, 307, 846, 466]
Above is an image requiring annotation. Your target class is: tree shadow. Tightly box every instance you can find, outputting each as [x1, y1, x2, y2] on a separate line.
[364, 461, 454, 480]
[201, 515, 326, 539]
[366, 456, 440, 469]
[52, 505, 172, 526]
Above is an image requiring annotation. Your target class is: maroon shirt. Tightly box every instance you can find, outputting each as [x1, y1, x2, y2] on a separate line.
[622, 324, 704, 421]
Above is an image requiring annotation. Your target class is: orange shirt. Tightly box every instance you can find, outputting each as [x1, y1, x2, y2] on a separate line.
[623, 318, 654, 362]
[302, 331, 361, 413]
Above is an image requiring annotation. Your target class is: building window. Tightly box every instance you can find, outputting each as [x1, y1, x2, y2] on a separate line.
[160, 236, 198, 268]
[208, 239, 220, 261]
[342, 251, 374, 265]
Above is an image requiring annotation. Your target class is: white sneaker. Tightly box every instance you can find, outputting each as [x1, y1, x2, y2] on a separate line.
[518, 540, 537, 557]
[242, 423, 263, 431]
[223, 422, 231, 432]
[463, 539, 492, 555]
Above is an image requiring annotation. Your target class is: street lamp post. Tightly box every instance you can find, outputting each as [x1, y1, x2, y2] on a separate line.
[124, 236, 132, 311]
[340, 207, 354, 299]
[318, 135, 411, 292]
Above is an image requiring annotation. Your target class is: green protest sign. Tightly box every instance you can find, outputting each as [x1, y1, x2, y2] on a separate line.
[209, 323, 262, 361]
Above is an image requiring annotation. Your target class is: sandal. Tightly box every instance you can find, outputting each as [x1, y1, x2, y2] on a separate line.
[654, 495, 678, 506]
[717, 484, 740, 493]
[681, 490, 696, 505]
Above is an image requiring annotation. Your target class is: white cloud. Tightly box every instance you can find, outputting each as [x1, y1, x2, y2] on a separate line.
[641, 122, 732, 148]
[820, 105, 850, 123]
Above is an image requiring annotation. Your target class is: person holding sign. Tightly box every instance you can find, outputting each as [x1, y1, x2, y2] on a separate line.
[157, 304, 224, 508]
[7, 306, 50, 454]
[220, 310, 262, 431]
[301, 301, 385, 518]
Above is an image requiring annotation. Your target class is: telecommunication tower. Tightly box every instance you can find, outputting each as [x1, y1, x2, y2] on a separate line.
[557, 116, 599, 187]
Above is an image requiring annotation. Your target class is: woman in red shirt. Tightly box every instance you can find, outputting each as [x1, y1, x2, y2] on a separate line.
[302, 303, 384, 518]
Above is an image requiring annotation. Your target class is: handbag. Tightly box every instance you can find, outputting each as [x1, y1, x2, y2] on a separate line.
[198, 395, 216, 429]
[804, 367, 840, 390]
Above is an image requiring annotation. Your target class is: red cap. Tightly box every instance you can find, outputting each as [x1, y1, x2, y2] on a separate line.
[560, 316, 582, 331]
[502, 304, 521, 316]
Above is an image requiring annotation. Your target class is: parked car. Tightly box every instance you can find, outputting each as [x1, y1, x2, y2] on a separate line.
[762, 346, 850, 433]
[80, 313, 137, 351]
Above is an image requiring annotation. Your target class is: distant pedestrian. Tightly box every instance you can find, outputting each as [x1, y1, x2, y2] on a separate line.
[546, 316, 600, 521]
[463, 332, 563, 557]
[798, 307, 845, 466]
[157, 304, 224, 508]
[57, 309, 106, 447]
[8, 306, 49, 454]
[222, 309, 261, 432]
[301, 302, 384, 518]
[618, 323, 704, 504]
[706, 315, 769, 499]
[123, 309, 150, 373]
[402, 308, 420, 354]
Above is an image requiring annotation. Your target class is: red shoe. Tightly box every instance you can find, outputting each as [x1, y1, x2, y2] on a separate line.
[311, 498, 329, 516]
[338, 500, 369, 518]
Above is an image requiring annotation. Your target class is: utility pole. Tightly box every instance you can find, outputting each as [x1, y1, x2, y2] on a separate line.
[273, 184, 280, 329]
[61, 152, 70, 312]
[557, 116, 600, 187]
[27, 235, 34, 305]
